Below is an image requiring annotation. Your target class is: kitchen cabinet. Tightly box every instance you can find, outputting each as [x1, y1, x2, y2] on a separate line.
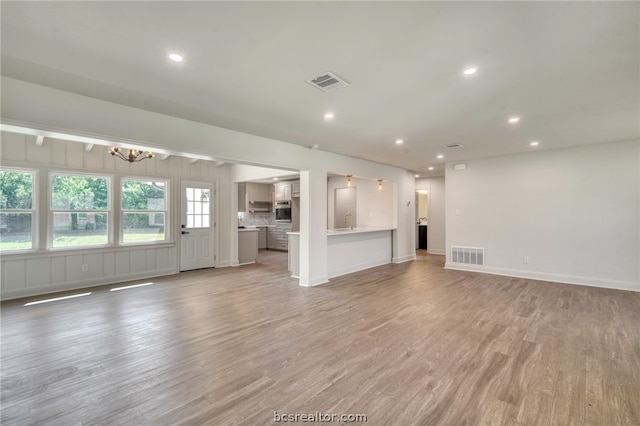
[292, 182, 300, 198]
[274, 183, 291, 202]
[246, 183, 272, 203]
[238, 229, 258, 264]
[418, 225, 428, 250]
[258, 227, 267, 249]
[267, 227, 277, 249]
[239, 182, 273, 213]
[267, 223, 290, 251]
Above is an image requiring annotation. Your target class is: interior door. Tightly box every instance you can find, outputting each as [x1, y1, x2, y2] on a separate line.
[180, 182, 215, 271]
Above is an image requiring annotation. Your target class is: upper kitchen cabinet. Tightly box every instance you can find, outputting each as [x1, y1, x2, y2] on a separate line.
[241, 182, 272, 212]
[274, 183, 292, 201]
[292, 182, 300, 198]
[246, 183, 272, 203]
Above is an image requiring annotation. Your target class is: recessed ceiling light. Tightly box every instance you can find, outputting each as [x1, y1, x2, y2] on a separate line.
[530, 141, 540, 147]
[508, 116, 521, 124]
[436, 154, 444, 159]
[415, 174, 420, 178]
[273, 177, 279, 181]
[396, 139, 404, 145]
[324, 112, 334, 120]
[168, 52, 184, 63]
[428, 166, 434, 171]
[463, 66, 478, 76]
[311, 144, 320, 150]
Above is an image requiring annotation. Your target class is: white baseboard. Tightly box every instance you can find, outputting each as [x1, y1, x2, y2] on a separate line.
[444, 263, 640, 293]
[1, 267, 178, 301]
[428, 249, 446, 255]
[299, 275, 329, 287]
[393, 253, 417, 264]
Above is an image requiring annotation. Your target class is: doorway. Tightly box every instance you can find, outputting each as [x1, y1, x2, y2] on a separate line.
[415, 189, 429, 250]
[180, 181, 215, 271]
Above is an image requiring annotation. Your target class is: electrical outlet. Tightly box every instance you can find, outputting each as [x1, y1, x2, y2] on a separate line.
[81, 264, 89, 272]
[523, 257, 530, 264]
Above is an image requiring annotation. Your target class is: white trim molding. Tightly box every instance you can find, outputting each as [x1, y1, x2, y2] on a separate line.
[444, 263, 640, 293]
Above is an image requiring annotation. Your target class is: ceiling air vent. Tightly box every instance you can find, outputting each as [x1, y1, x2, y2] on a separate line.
[305, 72, 350, 92]
[443, 143, 464, 149]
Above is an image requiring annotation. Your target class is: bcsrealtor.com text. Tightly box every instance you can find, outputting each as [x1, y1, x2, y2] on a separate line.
[274, 411, 367, 423]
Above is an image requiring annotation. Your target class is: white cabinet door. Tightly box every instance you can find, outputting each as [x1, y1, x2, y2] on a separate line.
[274, 184, 292, 201]
[258, 228, 267, 249]
[247, 183, 272, 203]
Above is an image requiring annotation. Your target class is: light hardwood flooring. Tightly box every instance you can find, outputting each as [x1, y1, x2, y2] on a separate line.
[1, 250, 639, 425]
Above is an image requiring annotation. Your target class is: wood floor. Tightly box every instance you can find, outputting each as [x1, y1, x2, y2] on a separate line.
[2, 250, 639, 425]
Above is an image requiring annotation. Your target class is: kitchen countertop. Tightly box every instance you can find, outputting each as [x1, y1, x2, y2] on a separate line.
[287, 228, 396, 236]
[327, 227, 396, 236]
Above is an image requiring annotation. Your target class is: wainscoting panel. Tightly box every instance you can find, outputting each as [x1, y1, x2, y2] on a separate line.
[1, 245, 178, 300]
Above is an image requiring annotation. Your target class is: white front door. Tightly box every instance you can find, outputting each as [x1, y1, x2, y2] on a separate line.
[180, 181, 215, 271]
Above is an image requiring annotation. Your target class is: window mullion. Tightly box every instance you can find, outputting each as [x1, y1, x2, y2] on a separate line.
[113, 176, 120, 246]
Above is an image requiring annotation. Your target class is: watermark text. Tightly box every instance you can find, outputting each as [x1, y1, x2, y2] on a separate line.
[274, 411, 367, 423]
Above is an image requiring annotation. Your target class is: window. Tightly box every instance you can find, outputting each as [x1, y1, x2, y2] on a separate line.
[121, 178, 168, 243]
[50, 173, 110, 248]
[0, 169, 35, 251]
[185, 187, 210, 228]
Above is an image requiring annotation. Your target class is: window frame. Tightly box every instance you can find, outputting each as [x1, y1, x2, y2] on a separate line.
[119, 176, 170, 245]
[0, 167, 37, 253]
[49, 171, 112, 250]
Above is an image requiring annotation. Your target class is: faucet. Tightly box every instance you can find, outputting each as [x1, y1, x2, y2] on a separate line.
[344, 213, 353, 230]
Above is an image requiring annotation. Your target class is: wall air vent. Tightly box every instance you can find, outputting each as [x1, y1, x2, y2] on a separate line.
[451, 246, 484, 266]
[305, 72, 350, 92]
[443, 143, 464, 149]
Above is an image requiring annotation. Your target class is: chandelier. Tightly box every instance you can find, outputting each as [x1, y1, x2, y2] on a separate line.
[108, 147, 154, 163]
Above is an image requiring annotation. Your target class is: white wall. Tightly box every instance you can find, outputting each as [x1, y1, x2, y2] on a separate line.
[0, 131, 233, 300]
[416, 176, 446, 255]
[1, 77, 416, 288]
[327, 176, 394, 230]
[445, 140, 640, 291]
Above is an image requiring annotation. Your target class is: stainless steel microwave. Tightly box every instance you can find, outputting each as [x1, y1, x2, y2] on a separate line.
[275, 201, 292, 222]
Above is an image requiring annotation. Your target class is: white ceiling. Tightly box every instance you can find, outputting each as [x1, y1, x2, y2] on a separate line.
[1, 2, 638, 176]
